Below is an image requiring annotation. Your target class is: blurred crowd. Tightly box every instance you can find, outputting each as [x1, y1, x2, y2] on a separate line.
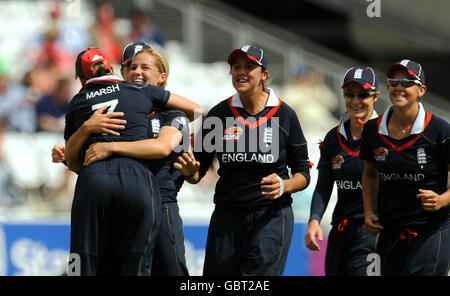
[0, 1, 166, 135]
[0, 1, 167, 208]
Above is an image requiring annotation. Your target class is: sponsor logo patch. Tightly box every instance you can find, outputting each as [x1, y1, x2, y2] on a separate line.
[223, 126, 243, 141]
[331, 154, 344, 170]
[373, 147, 388, 162]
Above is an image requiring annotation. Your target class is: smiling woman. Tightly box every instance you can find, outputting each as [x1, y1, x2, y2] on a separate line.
[360, 59, 450, 276]
[174, 45, 311, 276]
[129, 48, 169, 89]
[385, 65, 427, 139]
[305, 66, 379, 276]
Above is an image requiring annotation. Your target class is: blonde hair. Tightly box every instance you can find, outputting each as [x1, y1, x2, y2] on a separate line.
[133, 48, 170, 89]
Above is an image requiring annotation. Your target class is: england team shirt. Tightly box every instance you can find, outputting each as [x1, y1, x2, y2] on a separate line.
[195, 88, 311, 208]
[147, 108, 189, 203]
[360, 103, 450, 228]
[311, 111, 378, 225]
[64, 76, 171, 162]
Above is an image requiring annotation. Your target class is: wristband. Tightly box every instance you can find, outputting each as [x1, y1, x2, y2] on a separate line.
[276, 176, 285, 197]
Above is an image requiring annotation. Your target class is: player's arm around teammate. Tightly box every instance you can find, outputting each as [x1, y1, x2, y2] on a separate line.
[83, 48, 188, 166]
[63, 49, 203, 172]
[63, 104, 127, 172]
[64, 48, 175, 276]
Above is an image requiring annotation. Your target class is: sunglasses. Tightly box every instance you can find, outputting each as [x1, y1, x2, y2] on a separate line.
[387, 78, 422, 88]
[343, 91, 377, 99]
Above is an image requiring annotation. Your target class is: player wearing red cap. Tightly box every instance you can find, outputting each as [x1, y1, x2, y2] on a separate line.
[64, 47, 201, 275]
[360, 60, 450, 275]
[83, 44, 190, 276]
[305, 66, 379, 275]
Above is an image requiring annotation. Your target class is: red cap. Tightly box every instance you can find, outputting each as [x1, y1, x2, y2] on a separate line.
[75, 48, 112, 79]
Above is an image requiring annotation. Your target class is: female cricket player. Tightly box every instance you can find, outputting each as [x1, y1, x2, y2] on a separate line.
[174, 45, 311, 276]
[305, 66, 378, 275]
[360, 59, 450, 275]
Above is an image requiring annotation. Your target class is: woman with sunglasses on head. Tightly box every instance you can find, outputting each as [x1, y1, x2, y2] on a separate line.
[174, 45, 311, 276]
[360, 60, 450, 275]
[63, 47, 202, 276]
[305, 66, 379, 276]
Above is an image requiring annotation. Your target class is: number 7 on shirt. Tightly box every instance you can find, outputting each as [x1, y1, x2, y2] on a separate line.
[91, 99, 119, 114]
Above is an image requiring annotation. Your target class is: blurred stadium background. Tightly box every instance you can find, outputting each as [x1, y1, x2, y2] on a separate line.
[0, 0, 448, 276]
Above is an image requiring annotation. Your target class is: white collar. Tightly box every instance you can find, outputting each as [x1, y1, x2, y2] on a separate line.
[338, 110, 378, 140]
[378, 103, 426, 136]
[231, 87, 279, 108]
[85, 75, 122, 84]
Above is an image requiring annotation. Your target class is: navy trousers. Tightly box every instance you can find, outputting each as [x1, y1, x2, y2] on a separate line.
[376, 219, 450, 276]
[325, 219, 376, 276]
[151, 202, 189, 276]
[203, 204, 294, 276]
[69, 158, 161, 276]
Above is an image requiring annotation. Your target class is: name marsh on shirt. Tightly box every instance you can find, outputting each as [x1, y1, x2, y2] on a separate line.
[86, 84, 120, 100]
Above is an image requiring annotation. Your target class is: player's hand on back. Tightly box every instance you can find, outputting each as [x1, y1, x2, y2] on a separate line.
[84, 142, 114, 166]
[51, 144, 65, 163]
[83, 105, 127, 136]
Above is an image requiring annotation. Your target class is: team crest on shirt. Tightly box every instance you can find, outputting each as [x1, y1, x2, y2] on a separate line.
[263, 127, 272, 147]
[223, 126, 243, 141]
[373, 147, 388, 162]
[331, 154, 344, 170]
[151, 119, 160, 134]
[417, 147, 426, 166]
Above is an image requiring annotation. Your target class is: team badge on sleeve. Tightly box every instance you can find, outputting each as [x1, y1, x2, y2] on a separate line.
[373, 147, 388, 162]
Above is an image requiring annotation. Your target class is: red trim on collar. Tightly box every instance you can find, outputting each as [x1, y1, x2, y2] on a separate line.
[148, 110, 156, 117]
[86, 78, 122, 85]
[227, 96, 282, 129]
[336, 128, 360, 157]
[83, 78, 122, 88]
[376, 111, 432, 151]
